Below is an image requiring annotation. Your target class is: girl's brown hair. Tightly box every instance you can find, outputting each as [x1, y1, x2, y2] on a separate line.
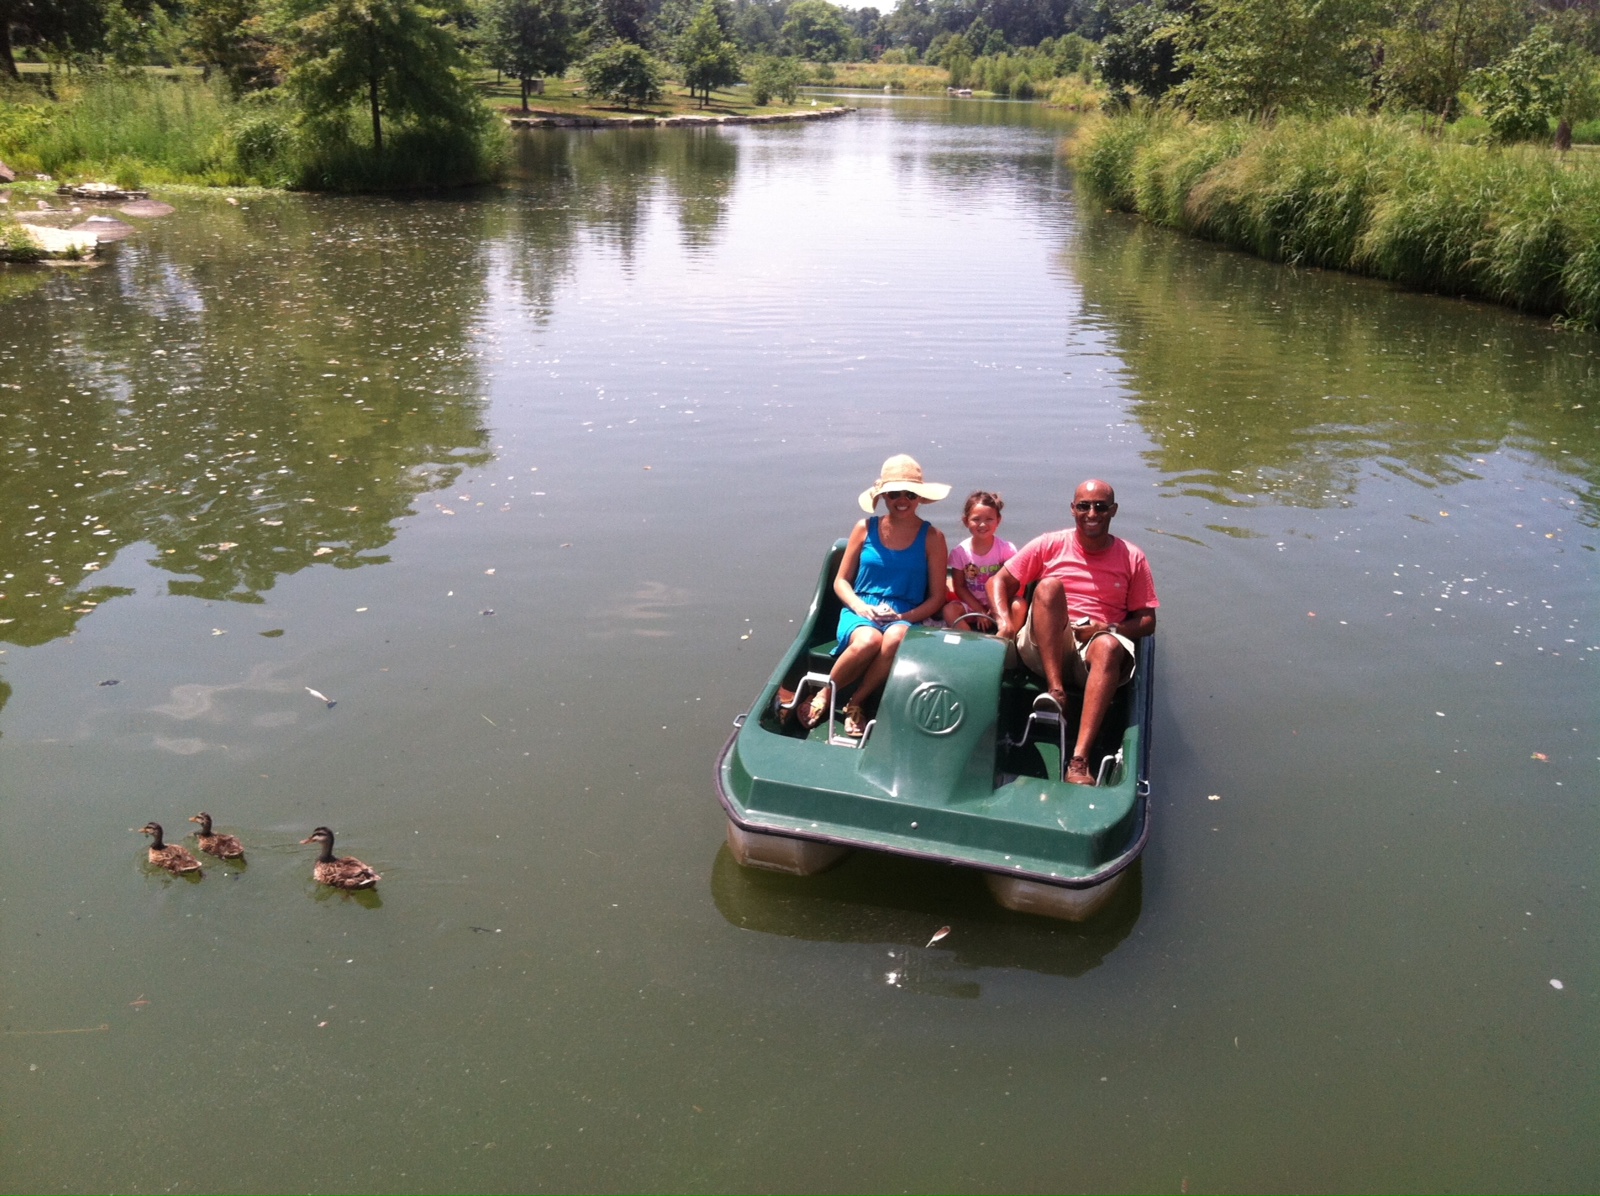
[962, 490, 1004, 521]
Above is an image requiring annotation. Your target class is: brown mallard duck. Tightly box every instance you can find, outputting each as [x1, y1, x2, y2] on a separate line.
[299, 826, 380, 889]
[137, 822, 202, 876]
[188, 812, 245, 860]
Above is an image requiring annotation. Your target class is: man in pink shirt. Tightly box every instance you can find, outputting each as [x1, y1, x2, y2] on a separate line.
[988, 479, 1159, 786]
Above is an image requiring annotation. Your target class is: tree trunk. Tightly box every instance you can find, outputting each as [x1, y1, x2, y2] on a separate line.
[369, 72, 383, 153]
[520, 75, 528, 111]
[1555, 117, 1572, 153]
[0, 25, 18, 80]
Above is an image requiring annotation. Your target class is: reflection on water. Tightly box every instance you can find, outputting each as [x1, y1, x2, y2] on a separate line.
[507, 128, 740, 266]
[0, 199, 493, 647]
[710, 847, 1140, 992]
[0, 98, 1594, 1193]
[1071, 214, 1600, 519]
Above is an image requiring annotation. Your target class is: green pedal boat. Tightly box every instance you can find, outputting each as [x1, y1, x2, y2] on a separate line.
[715, 541, 1154, 922]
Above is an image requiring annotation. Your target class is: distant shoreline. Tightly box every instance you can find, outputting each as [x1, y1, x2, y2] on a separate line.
[506, 105, 857, 130]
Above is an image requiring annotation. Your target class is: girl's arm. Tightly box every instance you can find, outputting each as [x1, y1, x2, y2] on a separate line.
[832, 520, 875, 619]
[904, 526, 949, 624]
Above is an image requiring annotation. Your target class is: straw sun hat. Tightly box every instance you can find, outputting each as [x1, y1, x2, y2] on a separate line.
[857, 454, 952, 513]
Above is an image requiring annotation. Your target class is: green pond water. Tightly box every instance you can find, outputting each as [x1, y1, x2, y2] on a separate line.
[0, 96, 1596, 1192]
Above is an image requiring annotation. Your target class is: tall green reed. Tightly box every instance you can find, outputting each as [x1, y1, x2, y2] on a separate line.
[1071, 112, 1600, 328]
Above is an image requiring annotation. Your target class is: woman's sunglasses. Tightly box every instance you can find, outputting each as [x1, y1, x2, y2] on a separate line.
[883, 490, 918, 501]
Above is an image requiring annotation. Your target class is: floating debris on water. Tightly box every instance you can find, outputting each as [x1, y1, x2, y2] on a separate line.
[305, 686, 336, 708]
[926, 926, 951, 948]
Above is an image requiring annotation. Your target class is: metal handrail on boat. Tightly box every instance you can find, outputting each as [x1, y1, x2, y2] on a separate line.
[1018, 707, 1071, 776]
[1095, 748, 1123, 788]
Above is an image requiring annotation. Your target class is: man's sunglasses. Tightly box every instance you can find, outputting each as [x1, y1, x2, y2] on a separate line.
[1073, 500, 1114, 514]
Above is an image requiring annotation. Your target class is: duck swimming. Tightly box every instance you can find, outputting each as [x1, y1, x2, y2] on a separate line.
[137, 822, 202, 876]
[299, 826, 380, 889]
[188, 812, 245, 860]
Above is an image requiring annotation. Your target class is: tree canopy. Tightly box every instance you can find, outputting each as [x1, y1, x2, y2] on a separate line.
[481, 0, 579, 109]
[676, 0, 741, 103]
[578, 38, 664, 107]
[278, 0, 480, 152]
[780, 0, 851, 59]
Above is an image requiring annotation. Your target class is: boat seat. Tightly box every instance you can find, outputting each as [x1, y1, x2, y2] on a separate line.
[806, 639, 836, 672]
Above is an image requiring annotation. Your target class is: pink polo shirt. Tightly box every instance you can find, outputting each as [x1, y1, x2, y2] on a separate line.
[1004, 530, 1159, 626]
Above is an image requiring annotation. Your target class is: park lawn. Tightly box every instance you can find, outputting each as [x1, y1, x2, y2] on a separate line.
[475, 74, 819, 119]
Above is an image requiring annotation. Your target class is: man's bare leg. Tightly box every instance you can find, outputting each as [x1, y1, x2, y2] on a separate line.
[1070, 633, 1131, 779]
[1029, 577, 1071, 706]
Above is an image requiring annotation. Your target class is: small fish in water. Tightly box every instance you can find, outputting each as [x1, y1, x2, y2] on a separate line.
[305, 686, 336, 708]
[926, 926, 951, 948]
[99, 679, 119, 687]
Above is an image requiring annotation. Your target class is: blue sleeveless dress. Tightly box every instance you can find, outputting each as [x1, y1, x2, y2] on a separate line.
[834, 517, 931, 654]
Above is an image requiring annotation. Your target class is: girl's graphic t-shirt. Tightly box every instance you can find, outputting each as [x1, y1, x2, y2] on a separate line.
[948, 536, 1017, 610]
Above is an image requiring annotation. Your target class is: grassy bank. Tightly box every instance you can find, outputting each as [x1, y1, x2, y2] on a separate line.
[813, 62, 1103, 108]
[813, 63, 952, 93]
[0, 73, 506, 191]
[477, 73, 816, 119]
[1071, 112, 1600, 329]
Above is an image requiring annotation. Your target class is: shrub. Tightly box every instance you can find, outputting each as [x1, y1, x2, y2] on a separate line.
[0, 220, 45, 262]
[287, 106, 507, 191]
[579, 41, 665, 110]
[747, 55, 803, 105]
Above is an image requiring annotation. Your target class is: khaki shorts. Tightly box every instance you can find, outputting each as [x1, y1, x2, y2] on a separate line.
[1016, 609, 1136, 689]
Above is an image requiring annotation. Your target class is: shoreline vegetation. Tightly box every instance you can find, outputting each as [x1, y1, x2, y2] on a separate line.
[479, 73, 835, 124]
[1070, 112, 1600, 330]
[0, 0, 1110, 194]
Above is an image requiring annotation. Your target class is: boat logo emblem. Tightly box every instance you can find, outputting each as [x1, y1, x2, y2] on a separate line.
[908, 683, 963, 736]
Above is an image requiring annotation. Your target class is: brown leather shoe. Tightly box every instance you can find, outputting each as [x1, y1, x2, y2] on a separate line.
[1066, 755, 1095, 785]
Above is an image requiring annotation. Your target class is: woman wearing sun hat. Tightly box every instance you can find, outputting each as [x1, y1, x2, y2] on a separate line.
[801, 455, 950, 736]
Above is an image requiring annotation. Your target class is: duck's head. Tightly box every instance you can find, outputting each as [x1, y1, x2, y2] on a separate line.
[137, 822, 162, 839]
[188, 812, 213, 832]
[300, 826, 335, 846]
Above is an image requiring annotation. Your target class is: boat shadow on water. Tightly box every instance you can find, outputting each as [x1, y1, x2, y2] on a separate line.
[708, 845, 1141, 994]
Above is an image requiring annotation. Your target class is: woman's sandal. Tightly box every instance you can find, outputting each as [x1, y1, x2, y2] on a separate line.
[1065, 755, 1095, 786]
[799, 685, 831, 730]
[843, 704, 868, 738]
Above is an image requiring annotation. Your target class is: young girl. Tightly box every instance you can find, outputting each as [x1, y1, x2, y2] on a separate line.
[942, 490, 1022, 633]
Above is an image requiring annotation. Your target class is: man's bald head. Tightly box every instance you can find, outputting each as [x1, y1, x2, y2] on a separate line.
[1074, 479, 1115, 504]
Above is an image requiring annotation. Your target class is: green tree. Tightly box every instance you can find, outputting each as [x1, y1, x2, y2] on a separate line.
[597, 0, 650, 42]
[1174, 0, 1378, 116]
[745, 50, 801, 101]
[732, 2, 779, 52]
[186, 0, 277, 92]
[676, 0, 740, 104]
[482, 0, 578, 109]
[278, 0, 481, 153]
[1474, 24, 1600, 147]
[579, 39, 663, 107]
[780, 0, 850, 60]
[1379, 0, 1525, 120]
[1095, 0, 1194, 102]
[0, 0, 103, 78]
